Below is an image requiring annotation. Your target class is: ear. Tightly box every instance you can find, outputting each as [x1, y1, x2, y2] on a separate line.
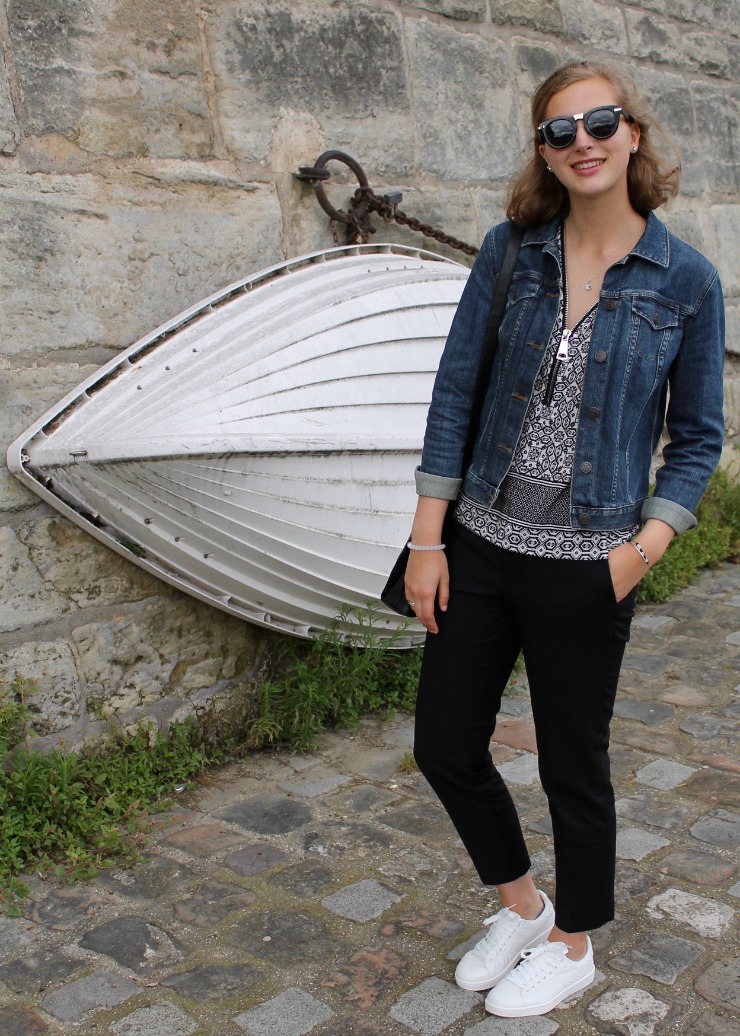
[630, 122, 641, 151]
[538, 143, 547, 162]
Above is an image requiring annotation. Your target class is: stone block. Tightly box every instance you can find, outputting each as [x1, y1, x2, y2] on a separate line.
[625, 11, 683, 65]
[406, 20, 519, 183]
[585, 986, 670, 1034]
[111, 1003, 199, 1036]
[279, 765, 352, 797]
[234, 987, 333, 1036]
[98, 855, 193, 900]
[0, 51, 19, 155]
[559, 0, 627, 53]
[321, 946, 410, 1007]
[379, 801, 447, 837]
[205, 2, 411, 169]
[615, 827, 670, 860]
[683, 32, 731, 76]
[0, 949, 81, 994]
[614, 861, 659, 902]
[497, 752, 540, 785]
[0, 917, 35, 956]
[658, 212, 707, 255]
[161, 963, 261, 1001]
[616, 792, 697, 832]
[646, 888, 736, 938]
[692, 86, 740, 197]
[159, 823, 245, 858]
[631, 69, 705, 197]
[223, 843, 290, 876]
[217, 793, 311, 834]
[620, 651, 673, 675]
[690, 809, 740, 849]
[79, 916, 184, 971]
[321, 879, 403, 922]
[326, 785, 397, 815]
[683, 770, 740, 809]
[635, 759, 697, 790]
[395, 0, 487, 20]
[39, 969, 139, 1023]
[680, 714, 739, 740]
[338, 749, 405, 782]
[0, 527, 69, 633]
[265, 861, 334, 897]
[489, 0, 562, 31]
[611, 930, 704, 985]
[225, 911, 341, 963]
[0, 640, 80, 735]
[707, 205, 740, 296]
[695, 958, 740, 1012]
[171, 882, 257, 926]
[658, 848, 736, 885]
[7, 0, 211, 159]
[613, 699, 675, 726]
[691, 1012, 740, 1036]
[631, 613, 675, 630]
[463, 1017, 560, 1035]
[389, 977, 481, 1034]
[0, 171, 282, 357]
[26, 885, 109, 929]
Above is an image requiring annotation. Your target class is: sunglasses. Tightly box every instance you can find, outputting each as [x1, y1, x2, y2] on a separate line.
[538, 105, 633, 149]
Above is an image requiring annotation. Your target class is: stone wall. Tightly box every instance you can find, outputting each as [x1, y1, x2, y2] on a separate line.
[1, 0, 738, 749]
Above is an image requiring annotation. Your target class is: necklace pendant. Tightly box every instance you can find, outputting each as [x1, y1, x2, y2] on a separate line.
[585, 280, 593, 291]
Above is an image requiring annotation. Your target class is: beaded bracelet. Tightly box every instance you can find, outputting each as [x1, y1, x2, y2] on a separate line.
[631, 541, 650, 566]
[407, 542, 446, 551]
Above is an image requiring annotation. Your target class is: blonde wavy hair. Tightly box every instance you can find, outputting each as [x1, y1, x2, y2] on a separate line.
[507, 61, 681, 227]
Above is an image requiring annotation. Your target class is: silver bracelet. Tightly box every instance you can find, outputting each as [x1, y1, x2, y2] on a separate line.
[631, 541, 650, 566]
[407, 542, 446, 551]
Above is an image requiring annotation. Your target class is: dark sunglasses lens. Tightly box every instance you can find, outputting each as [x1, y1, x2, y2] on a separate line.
[585, 107, 620, 139]
[544, 118, 576, 148]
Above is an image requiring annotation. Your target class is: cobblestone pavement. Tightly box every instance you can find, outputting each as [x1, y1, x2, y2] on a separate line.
[2, 565, 739, 1036]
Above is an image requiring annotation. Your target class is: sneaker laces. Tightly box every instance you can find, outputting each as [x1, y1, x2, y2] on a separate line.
[507, 941, 569, 989]
[474, 907, 523, 962]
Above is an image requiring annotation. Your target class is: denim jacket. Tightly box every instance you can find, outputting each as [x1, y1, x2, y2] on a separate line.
[416, 212, 725, 534]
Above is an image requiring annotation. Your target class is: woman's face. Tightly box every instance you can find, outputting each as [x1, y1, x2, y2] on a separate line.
[538, 76, 641, 205]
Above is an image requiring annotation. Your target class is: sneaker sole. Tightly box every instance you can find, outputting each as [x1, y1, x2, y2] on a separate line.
[484, 966, 595, 1017]
[454, 923, 556, 992]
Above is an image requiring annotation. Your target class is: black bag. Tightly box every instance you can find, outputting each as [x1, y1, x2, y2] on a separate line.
[380, 222, 525, 617]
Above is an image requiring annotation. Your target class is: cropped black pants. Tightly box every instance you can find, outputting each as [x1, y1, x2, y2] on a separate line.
[413, 520, 636, 933]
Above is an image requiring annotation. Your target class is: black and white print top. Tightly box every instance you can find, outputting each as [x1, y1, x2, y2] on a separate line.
[456, 234, 638, 560]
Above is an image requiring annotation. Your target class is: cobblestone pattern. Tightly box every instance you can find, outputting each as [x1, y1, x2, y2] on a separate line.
[1, 0, 738, 751]
[2, 564, 739, 1034]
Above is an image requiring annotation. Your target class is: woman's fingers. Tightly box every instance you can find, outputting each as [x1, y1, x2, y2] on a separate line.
[405, 552, 449, 634]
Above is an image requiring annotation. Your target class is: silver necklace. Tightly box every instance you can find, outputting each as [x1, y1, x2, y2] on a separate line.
[571, 227, 634, 291]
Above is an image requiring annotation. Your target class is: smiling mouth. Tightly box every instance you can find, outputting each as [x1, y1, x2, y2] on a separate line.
[572, 159, 606, 171]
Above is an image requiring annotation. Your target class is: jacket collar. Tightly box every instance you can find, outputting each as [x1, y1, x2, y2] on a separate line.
[520, 210, 670, 269]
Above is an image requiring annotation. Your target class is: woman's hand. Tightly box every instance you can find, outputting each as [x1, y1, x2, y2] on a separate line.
[607, 519, 676, 601]
[405, 548, 449, 634]
[606, 542, 648, 602]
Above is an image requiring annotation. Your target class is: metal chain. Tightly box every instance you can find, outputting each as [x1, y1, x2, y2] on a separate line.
[296, 151, 479, 257]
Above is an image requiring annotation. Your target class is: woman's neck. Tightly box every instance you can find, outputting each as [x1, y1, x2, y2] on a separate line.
[565, 196, 646, 253]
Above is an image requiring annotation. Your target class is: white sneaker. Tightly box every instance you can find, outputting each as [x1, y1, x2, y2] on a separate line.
[454, 891, 555, 992]
[484, 937, 595, 1017]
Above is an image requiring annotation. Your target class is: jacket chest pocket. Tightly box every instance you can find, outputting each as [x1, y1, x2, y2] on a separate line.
[628, 296, 681, 375]
[498, 276, 546, 357]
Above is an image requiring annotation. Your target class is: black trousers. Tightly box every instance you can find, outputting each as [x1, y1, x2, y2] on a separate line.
[413, 520, 636, 933]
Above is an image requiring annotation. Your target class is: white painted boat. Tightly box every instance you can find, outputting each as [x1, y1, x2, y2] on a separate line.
[7, 244, 469, 645]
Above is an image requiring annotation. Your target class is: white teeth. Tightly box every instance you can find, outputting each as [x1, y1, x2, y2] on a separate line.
[574, 160, 604, 170]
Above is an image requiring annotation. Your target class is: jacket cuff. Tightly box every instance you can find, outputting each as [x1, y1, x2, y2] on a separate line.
[414, 467, 462, 500]
[641, 495, 698, 535]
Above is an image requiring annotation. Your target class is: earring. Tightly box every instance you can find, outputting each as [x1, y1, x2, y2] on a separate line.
[547, 165, 552, 171]
[631, 146, 638, 153]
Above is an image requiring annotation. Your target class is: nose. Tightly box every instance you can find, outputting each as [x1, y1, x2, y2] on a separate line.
[573, 119, 592, 149]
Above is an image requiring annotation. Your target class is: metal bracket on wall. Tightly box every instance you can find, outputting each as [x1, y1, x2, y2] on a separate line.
[295, 150, 478, 256]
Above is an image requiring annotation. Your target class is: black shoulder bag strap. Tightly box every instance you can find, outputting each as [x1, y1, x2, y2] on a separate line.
[461, 220, 525, 474]
[380, 220, 525, 617]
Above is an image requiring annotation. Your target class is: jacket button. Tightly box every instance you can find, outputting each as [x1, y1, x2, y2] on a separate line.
[588, 407, 600, 419]
[595, 350, 607, 363]
[604, 298, 617, 311]
[580, 461, 593, 474]
[579, 513, 591, 526]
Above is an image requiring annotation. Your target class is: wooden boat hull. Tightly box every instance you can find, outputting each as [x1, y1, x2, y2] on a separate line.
[7, 244, 469, 645]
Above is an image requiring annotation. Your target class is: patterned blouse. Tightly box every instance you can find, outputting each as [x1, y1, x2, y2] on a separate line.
[456, 232, 638, 560]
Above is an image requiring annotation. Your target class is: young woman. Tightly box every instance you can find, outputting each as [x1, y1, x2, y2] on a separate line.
[406, 60, 725, 1018]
